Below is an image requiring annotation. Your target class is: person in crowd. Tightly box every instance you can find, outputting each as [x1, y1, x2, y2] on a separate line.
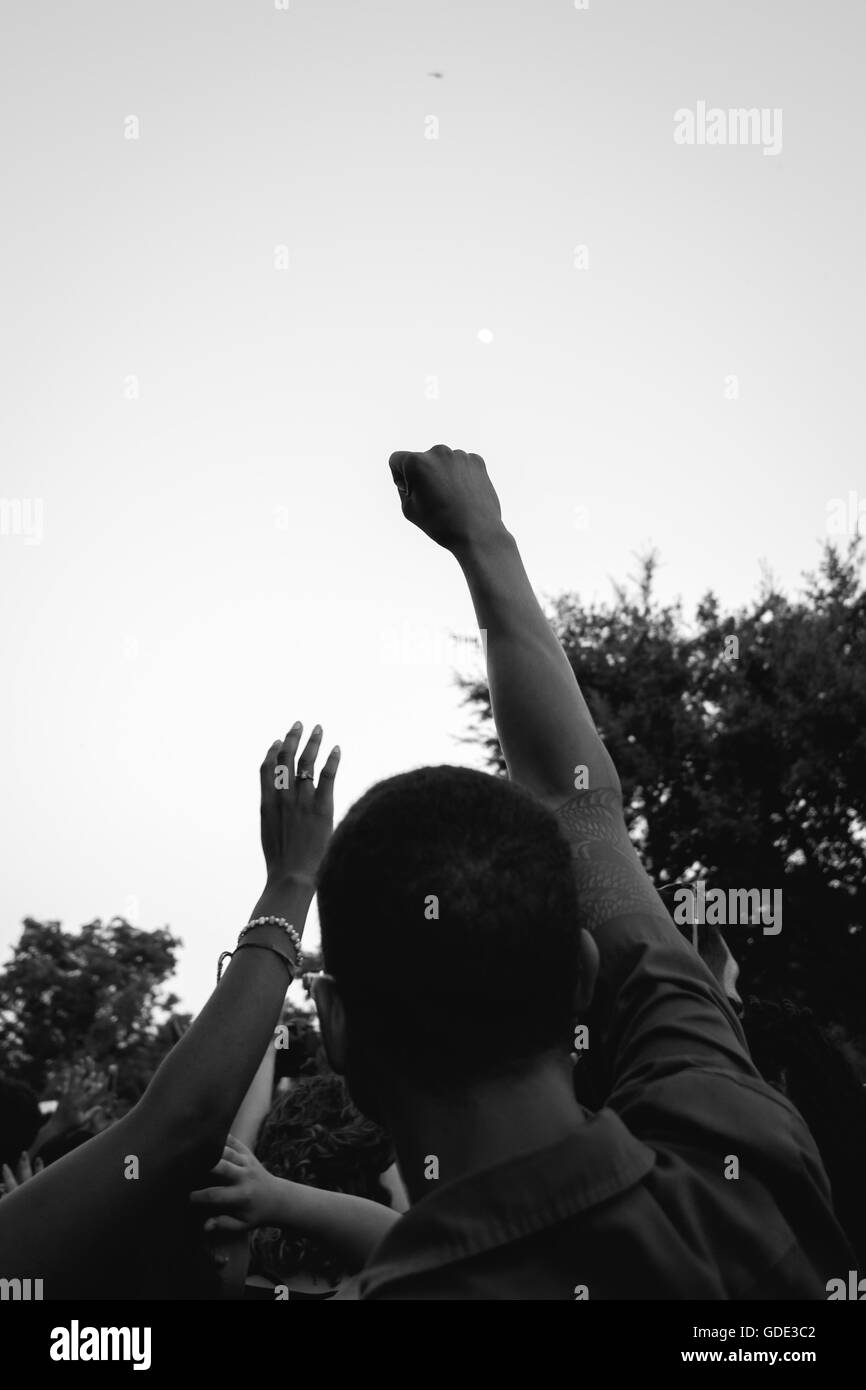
[0, 724, 341, 1298]
[250, 1072, 401, 1297]
[1, 442, 858, 1303]
[655, 912, 866, 1267]
[193, 1073, 403, 1299]
[0, 1078, 41, 1177]
[205, 1033, 280, 1297]
[306, 443, 854, 1299]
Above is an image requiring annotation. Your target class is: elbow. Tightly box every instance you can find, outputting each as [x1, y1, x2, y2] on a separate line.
[131, 1094, 228, 1177]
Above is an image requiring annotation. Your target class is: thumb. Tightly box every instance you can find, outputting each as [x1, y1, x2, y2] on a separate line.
[388, 451, 408, 492]
[204, 1214, 249, 1235]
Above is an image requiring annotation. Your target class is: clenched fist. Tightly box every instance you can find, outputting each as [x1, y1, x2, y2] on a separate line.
[388, 444, 504, 552]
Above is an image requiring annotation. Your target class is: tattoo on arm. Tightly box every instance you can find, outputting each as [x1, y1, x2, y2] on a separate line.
[554, 788, 669, 934]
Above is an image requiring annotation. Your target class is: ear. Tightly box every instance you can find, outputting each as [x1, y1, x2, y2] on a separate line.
[573, 929, 599, 1013]
[312, 973, 349, 1074]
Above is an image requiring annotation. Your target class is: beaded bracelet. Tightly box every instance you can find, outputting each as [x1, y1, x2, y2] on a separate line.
[238, 915, 303, 967]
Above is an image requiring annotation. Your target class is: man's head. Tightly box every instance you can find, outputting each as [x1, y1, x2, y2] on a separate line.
[314, 766, 596, 1117]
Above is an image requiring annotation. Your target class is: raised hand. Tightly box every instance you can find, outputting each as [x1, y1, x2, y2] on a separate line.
[259, 722, 341, 888]
[0, 1152, 43, 1197]
[388, 444, 504, 552]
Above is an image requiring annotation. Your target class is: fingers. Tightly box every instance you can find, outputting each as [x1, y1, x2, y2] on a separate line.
[225, 1134, 253, 1160]
[260, 738, 283, 810]
[388, 451, 412, 496]
[219, 1145, 246, 1169]
[34, 1157, 44, 1175]
[315, 744, 341, 817]
[190, 1184, 237, 1209]
[296, 724, 324, 792]
[17, 1152, 32, 1184]
[388, 445, 464, 507]
[1, 1163, 17, 1192]
[206, 1157, 242, 1183]
[276, 721, 304, 791]
[204, 1215, 248, 1235]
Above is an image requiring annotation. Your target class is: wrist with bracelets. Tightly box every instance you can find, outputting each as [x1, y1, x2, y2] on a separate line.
[217, 916, 303, 984]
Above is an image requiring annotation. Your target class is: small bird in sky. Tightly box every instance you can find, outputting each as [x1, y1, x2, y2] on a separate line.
[428, 71, 444, 79]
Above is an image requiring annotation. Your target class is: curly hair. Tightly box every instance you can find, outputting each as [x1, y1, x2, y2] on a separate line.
[250, 1073, 395, 1287]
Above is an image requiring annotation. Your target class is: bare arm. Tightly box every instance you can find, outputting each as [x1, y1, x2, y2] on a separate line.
[192, 1135, 400, 1274]
[0, 725, 341, 1294]
[210, 1037, 279, 1298]
[265, 1182, 400, 1271]
[388, 446, 666, 928]
[231, 1038, 278, 1150]
[388, 445, 750, 1086]
[454, 525, 620, 801]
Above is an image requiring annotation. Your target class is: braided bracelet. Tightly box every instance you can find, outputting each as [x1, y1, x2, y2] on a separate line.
[216, 916, 303, 985]
[217, 941, 297, 984]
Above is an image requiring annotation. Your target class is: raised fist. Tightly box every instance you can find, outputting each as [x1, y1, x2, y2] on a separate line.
[388, 444, 503, 552]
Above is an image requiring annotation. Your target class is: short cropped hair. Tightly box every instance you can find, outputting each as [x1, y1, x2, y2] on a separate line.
[318, 766, 583, 1088]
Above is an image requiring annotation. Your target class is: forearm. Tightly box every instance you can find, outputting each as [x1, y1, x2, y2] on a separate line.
[454, 527, 620, 802]
[264, 1178, 400, 1272]
[140, 879, 313, 1154]
[231, 1040, 277, 1150]
[454, 531, 692, 982]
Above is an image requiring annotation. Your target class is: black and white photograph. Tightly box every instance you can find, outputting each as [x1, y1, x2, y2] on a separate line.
[0, 0, 864, 1365]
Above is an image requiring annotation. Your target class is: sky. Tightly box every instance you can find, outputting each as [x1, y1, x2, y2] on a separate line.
[1, 0, 864, 1012]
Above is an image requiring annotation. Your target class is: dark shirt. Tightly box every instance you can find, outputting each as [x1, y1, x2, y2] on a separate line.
[358, 911, 854, 1299]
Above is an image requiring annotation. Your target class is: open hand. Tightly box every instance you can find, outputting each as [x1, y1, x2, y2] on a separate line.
[1, 1152, 43, 1197]
[260, 723, 340, 886]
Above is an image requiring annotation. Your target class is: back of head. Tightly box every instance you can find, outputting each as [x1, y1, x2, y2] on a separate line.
[0, 1076, 41, 1168]
[318, 765, 583, 1096]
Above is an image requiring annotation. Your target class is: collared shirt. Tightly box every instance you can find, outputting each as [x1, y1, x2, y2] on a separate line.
[358, 911, 854, 1300]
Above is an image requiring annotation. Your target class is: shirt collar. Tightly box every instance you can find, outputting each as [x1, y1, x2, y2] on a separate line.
[360, 1108, 654, 1297]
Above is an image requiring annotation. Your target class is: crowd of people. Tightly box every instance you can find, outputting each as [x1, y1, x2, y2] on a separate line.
[1, 444, 864, 1299]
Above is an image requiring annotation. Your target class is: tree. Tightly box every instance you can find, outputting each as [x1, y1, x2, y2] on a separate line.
[458, 541, 866, 1059]
[0, 917, 191, 1110]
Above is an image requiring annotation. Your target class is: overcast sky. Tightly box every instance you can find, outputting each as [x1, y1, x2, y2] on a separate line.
[1, 0, 863, 1011]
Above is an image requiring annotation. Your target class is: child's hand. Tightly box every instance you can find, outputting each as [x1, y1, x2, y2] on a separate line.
[190, 1134, 276, 1230]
